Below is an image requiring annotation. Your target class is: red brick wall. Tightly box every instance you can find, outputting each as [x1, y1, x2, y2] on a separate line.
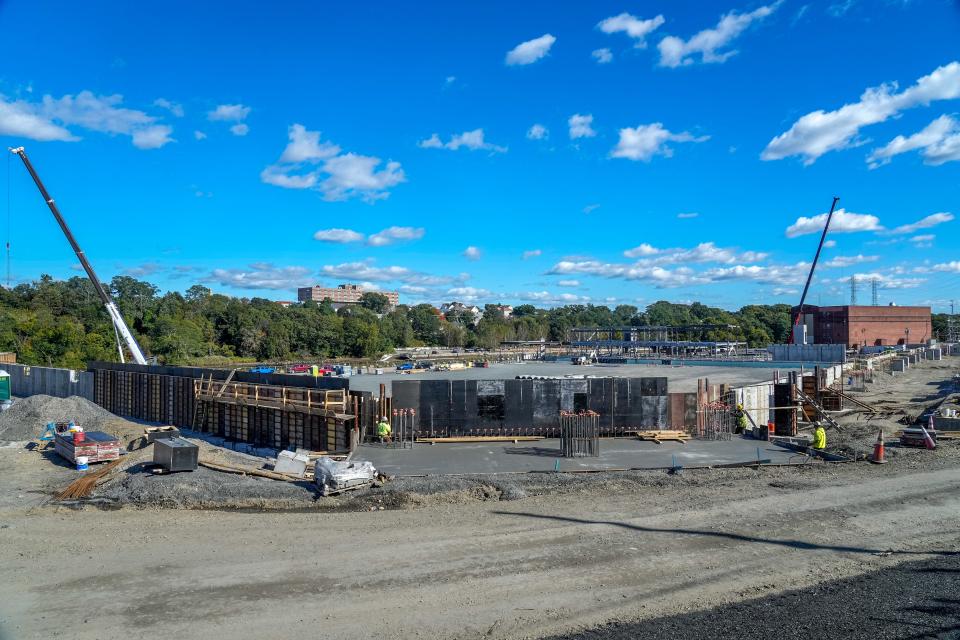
[797, 305, 932, 347]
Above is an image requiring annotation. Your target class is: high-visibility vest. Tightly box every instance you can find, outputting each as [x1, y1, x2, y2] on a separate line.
[813, 427, 826, 450]
[377, 422, 391, 436]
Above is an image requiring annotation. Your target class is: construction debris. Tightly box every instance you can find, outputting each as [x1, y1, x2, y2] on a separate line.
[314, 457, 377, 496]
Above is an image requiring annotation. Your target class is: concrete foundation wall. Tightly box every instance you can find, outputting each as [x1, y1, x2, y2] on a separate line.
[3, 363, 94, 400]
[392, 377, 670, 437]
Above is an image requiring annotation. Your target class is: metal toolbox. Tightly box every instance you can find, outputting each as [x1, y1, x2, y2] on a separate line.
[152, 436, 198, 472]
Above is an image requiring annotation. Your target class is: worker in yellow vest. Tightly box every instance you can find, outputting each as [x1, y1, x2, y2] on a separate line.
[812, 423, 827, 451]
[377, 416, 392, 443]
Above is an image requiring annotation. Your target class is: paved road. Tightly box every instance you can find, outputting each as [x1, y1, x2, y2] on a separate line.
[548, 554, 960, 639]
[1, 465, 957, 639]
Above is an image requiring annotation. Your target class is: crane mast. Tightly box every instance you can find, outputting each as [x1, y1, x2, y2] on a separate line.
[8, 146, 149, 365]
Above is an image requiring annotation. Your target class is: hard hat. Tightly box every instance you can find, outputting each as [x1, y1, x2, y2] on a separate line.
[382, 416, 388, 421]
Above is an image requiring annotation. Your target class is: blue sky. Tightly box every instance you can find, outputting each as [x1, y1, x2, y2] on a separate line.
[1, 0, 958, 311]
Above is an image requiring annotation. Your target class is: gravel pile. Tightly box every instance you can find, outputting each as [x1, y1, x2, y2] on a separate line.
[97, 465, 319, 510]
[0, 395, 118, 441]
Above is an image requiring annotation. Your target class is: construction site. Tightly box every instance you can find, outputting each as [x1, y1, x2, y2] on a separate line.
[1, 60, 960, 638]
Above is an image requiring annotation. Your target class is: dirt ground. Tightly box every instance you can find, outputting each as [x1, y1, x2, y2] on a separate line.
[0, 357, 958, 640]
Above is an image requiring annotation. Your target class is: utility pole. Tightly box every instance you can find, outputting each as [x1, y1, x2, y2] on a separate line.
[871, 278, 879, 306]
[850, 275, 858, 306]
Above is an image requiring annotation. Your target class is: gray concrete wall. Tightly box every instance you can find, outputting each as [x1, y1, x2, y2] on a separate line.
[768, 344, 846, 363]
[2, 363, 94, 399]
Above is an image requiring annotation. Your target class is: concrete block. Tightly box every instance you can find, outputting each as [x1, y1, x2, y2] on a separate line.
[274, 450, 310, 477]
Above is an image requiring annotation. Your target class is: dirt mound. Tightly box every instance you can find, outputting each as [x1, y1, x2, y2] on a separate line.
[0, 395, 119, 441]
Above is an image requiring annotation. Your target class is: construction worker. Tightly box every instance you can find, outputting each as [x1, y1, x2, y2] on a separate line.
[812, 422, 827, 451]
[377, 416, 392, 443]
[734, 404, 748, 434]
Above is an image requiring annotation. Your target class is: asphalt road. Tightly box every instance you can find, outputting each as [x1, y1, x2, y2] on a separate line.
[548, 554, 960, 640]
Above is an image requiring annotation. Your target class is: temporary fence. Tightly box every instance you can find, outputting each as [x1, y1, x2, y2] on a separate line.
[559, 410, 600, 457]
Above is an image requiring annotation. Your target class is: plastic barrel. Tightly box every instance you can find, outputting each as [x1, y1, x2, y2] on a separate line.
[76, 456, 89, 471]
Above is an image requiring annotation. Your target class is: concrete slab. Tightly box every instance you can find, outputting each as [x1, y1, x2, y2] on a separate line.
[348, 361, 793, 395]
[357, 437, 803, 476]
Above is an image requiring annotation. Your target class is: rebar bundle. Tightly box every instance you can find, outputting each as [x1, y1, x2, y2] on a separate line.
[559, 410, 600, 457]
[701, 400, 733, 441]
[389, 408, 416, 449]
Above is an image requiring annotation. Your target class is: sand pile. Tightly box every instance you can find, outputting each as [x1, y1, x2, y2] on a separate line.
[0, 395, 117, 441]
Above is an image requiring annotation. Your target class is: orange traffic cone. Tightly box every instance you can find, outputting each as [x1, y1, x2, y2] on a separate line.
[870, 430, 886, 464]
[921, 416, 937, 450]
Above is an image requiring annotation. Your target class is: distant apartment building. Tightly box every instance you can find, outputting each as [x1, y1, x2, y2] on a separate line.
[297, 283, 400, 309]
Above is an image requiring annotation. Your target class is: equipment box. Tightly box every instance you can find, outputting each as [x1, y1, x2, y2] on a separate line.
[153, 437, 198, 472]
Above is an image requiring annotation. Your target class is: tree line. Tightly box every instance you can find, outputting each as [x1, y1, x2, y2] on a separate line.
[0, 275, 950, 369]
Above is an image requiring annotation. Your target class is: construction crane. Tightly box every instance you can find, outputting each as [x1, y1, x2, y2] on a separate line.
[789, 196, 840, 345]
[8, 146, 149, 365]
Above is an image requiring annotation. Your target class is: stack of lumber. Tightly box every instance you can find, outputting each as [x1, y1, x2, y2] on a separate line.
[54, 431, 121, 464]
[633, 430, 692, 444]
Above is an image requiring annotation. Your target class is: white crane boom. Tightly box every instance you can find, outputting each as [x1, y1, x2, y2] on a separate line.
[8, 146, 149, 365]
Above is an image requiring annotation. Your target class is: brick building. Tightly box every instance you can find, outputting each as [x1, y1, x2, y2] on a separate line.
[793, 305, 932, 348]
[297, 283, 400, 308]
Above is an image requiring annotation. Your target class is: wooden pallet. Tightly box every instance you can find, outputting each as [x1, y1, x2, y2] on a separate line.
[633, 430, 692, 445]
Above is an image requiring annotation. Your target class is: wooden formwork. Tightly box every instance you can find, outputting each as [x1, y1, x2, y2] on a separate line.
[91, 366, 356, 452]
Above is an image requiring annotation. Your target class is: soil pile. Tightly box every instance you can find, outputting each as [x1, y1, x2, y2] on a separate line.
[0, 395, 117, 441]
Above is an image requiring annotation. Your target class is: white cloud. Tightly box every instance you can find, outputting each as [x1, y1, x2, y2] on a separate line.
[122, 262, 162, 277]
[868, 115, 960, 167]
[772, 287, 799, 296]
[888, 212, 953, 235]
[847, 271, 925, 289]
[313, 228, 365, 243]
[611, 123, 708, 161]
[527, 123, 548, 140]
[194, 130, 207, 140]
[447, 286, 493, 301]
[229, 123, 249, 136]
[557, 279, 581, 287]
[598, 13, 665, 48]
[321, 153, 405, 202]
[419, 129, 507, 153]
[208, 103, 251, 122]
[522, 249, 542, 259]
[0, 91, 176, 148]
[677, 212, 699, 219]
[505, 34, 556, 66]
[153, 98, 184, 117]
[583, 204, 600, 214]
[762, 61, 960, 164]
[463, 246, 482, 261]
[0, 96, 76, 141]
[823, 239, 837, 248]
[823, 254, 879, 268]
[623, 243, 660, 258]
[827, 0, 856, 17]
[279, 123, 341, 162]
[261, 124, 405, 202]
[933, 261, 960, 273]
[321, 259, 458, 286]
[568, 113, 596, 139]
[367, 226, 425, 246]
[204, 263, 313, 290]
[131, 125, 174, 149]
[445, 76, 456, 86]
[592, 48, 613, 64]
[657, 2, 781, 68]
[910, 234, 935, 247]
[623, 241, 767, 265]
[785, 208, 882, 237]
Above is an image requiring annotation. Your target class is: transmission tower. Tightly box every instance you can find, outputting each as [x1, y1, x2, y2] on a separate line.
[871, 278, 879, 306]
[949, 300, 960, 344]
[850, 275, 858, 305]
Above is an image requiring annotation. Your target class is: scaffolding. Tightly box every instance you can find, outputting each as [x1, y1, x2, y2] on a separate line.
[569, 325, 747, 359]
[559, 411, 600, 457]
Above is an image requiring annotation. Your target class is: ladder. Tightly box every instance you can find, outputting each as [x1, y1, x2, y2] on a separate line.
[794, 387, 843, 432]
[191, 369, 238, 430]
